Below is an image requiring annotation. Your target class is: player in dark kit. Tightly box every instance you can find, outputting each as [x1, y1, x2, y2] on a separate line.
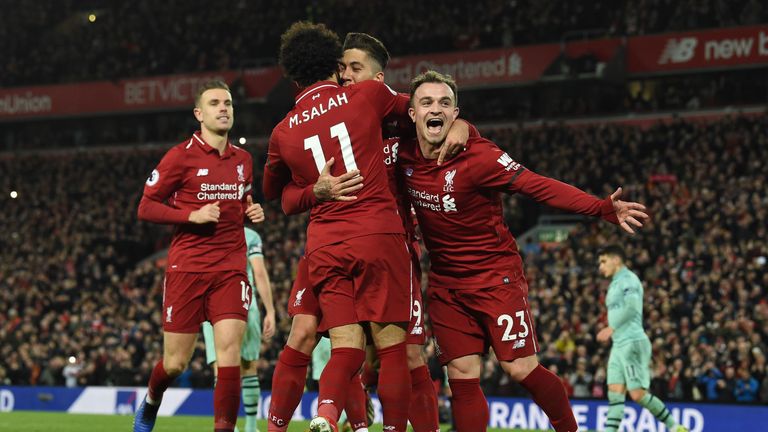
[133, 80, 265, 432]
[264, 23, 412, 432]
[396, 71, 649, 432]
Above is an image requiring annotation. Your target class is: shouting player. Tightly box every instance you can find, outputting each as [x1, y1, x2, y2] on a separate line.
[273, 32, 474, 432]
[134, 80, 264, 432]
[397, 71, 649, 432]
[264, 23, 412, 432]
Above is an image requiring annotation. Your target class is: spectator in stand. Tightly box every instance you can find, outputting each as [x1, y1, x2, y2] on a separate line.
[734, 367, 759, 402]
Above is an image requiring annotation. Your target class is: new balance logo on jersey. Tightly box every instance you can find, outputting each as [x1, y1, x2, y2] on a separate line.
[443, 169, 456, 192]
[196, 168, 209, 176]
[497, 153, 521, 171]
[659, 37, 698, 64]
[442, 194, 457, 212]
[513, 339, 526, 349]
[166, 306, 173, 323]
[294, 288, 306, 307]
[319, 399, 334, 405]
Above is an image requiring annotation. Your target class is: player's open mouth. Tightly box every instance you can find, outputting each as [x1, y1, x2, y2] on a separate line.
[426, 118, 443, 135]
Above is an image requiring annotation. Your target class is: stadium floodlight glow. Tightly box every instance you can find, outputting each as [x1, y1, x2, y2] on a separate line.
[88, 14, 96, 23]
[68, 356, 76, 364]
[10, 190, 17, 199]
[239, 137, 247, 145]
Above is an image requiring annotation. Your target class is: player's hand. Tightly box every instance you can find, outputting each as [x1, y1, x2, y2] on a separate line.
[436, 122, 468, 165]
[597, 327, 613, 343]
[610, 187, 649, 235]
[245, 195, 265, 223]
[189, 201, 220, 224]
[262, 311, 276, 340]
[313, 157, 364, 202]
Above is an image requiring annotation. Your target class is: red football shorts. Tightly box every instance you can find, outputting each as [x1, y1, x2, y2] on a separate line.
[406, 246, 426, 345]
[428, 278, 539, 365]
[287, 256, 321, 318]
[162, 270, 251, 333]
[308, 233, 412, 333]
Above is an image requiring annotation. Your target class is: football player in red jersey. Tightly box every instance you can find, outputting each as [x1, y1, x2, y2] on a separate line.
[133, 80, 264, 432]
[264, 22, 412, 432]
[272, 33, 469, 432]
[396, 71, 649, 432]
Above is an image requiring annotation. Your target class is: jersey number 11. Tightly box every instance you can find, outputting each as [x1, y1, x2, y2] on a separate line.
[304, 122, 358, 174]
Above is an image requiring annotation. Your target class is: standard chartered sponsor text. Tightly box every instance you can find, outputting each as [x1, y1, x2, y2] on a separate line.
[197, 183, 239, 200]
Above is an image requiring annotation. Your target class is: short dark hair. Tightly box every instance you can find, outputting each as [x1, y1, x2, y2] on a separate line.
[599, 244, 626, 261]
[279, 21, 342, 88]
[343, 32, 390, 71]
[195, 80, 230, 107]
[409, 70, 458, 107]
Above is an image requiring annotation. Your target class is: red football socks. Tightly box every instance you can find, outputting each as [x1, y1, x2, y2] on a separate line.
[147, 359, 173, 403]
[377, 343, 411, 432]
[519, 364, 578, 432]
[409, 365, 440, 432]
[448, 378, 489, 432]
[345, 373, 369, 431]
[268, 346, 311, 431]
[317, 348, 366, 424]
[214, 366, 241, 431]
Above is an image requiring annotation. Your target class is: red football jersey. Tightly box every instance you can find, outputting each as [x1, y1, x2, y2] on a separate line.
[138, 131, 253, 273]
[397, 136, 617, 290]
[265, 80, 409, 253]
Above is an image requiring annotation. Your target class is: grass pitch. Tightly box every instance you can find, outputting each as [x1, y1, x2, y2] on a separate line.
[0, 411, 556, 431]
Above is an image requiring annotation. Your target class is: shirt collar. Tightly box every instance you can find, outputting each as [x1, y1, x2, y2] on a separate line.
[192, 131, 234, 157]
[295, 81, 341, 105]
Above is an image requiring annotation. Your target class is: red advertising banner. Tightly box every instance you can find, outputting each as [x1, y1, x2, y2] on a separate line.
[385, 44, 561, 91]
[0, 67, 282, 120]
[627, 25, 768, 73]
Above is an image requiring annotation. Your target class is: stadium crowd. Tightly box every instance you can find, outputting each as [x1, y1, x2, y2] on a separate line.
[1, 113, 766, 405]
[2, 0, 767, 86]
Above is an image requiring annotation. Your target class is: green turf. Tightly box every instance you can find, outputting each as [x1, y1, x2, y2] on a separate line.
[0, 411, 560, 431]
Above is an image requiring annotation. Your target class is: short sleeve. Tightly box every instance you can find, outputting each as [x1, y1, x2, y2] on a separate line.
[246, 229, 263, 257]
[467, 139, 527, 191]
[143, 147, 186, 202]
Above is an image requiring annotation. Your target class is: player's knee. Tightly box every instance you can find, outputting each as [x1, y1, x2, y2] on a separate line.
[447, 356, 482, 379]
[287, 324, 318, 355]
[501, 356, 538, 382]
[629, 389, 646, 402]
[406, 346, 425, 370]
[162, 360, 188, 377]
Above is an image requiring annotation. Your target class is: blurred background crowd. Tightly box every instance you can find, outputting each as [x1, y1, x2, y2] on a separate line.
[1, 115, 766, 404]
